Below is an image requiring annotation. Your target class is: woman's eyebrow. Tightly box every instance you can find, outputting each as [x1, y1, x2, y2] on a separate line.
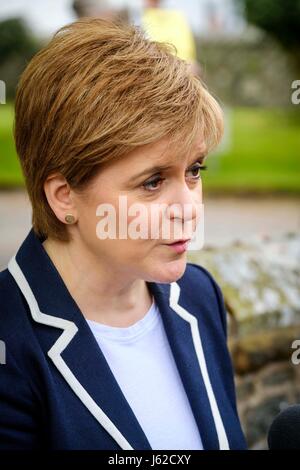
[130, 154, 206, 183]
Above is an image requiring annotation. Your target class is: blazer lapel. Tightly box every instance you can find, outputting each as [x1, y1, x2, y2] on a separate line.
[147, 280, 229, 450]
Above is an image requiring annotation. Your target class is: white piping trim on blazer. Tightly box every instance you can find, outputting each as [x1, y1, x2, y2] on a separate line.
[169, 281, 230, 450]
[8, 255, 133, 450]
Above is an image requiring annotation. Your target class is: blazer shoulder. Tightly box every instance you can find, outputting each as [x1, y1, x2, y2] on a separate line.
[180, 261, 228, 338]
[0, 267, 18, 310]
[0, 268, 31, 341]
[0, 266, 20, 304]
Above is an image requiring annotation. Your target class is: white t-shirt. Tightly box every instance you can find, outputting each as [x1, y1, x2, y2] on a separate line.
[86, 299, 203, 450]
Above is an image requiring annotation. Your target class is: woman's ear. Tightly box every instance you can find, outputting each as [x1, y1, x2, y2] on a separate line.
[43, 173, 78, 224]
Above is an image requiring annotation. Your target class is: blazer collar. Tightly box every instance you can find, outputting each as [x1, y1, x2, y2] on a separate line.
[7, 228, 229, 450]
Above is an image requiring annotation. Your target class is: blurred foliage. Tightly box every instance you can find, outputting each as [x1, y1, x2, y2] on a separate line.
[0, 18, 40, 100]
[235, 0, 300, 69]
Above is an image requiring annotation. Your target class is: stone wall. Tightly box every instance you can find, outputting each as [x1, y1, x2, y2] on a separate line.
[188, 232, 300, 449]
[196, 31, 298, 107]
[235, 361, 300, 449]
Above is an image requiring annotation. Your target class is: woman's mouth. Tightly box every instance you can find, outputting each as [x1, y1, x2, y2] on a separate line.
[164, 239, 190, 254]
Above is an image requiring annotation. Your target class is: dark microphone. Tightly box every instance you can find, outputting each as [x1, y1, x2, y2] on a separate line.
[268, 405, 300, 449]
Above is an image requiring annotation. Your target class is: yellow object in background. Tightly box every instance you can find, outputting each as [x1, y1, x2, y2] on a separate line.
[141, 8, 197, 63]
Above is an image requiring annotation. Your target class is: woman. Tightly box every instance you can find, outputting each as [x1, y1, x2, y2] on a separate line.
[0, 18, 246, 450]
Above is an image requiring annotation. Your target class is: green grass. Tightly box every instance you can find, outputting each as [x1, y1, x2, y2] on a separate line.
[203, 107, 300, 194]
[1, 104, 300, 193]
[0, 103, 23, 186]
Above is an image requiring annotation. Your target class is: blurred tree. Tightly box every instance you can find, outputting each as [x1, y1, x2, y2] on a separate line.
[236, 0, 300, 69]
[0, 18, 40, 100]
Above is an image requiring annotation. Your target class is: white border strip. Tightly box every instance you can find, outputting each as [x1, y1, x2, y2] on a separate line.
[169, 281, 230, 450]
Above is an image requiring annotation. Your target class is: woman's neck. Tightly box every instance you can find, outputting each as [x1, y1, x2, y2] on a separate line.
[42, 237, 153, 327]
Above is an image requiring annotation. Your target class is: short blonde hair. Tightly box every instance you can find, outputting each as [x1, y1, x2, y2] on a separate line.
[14, 17, 223, 242]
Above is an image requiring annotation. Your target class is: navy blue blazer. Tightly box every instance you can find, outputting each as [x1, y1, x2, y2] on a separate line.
[0, 228, 247, 450]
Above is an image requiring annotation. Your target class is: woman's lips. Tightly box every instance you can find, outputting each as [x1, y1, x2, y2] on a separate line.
[164, 240, 190, 254]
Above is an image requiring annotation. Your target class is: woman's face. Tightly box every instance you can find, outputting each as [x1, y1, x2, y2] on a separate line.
[71, 135, 205, 284]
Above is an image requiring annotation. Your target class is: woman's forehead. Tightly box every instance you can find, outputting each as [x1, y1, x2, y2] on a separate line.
[125, 133, 206, 166]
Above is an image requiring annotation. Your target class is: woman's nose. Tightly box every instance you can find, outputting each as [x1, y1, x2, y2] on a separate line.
[166, 183, 201, 222]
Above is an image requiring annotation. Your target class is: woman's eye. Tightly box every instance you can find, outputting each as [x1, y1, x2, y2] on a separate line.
[142, 164, 207, 192]
[186, 164, 207, 179]
[142, 177, 165, 192]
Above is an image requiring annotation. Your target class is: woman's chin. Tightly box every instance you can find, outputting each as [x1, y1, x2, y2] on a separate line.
[150, 258, 188, 284]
